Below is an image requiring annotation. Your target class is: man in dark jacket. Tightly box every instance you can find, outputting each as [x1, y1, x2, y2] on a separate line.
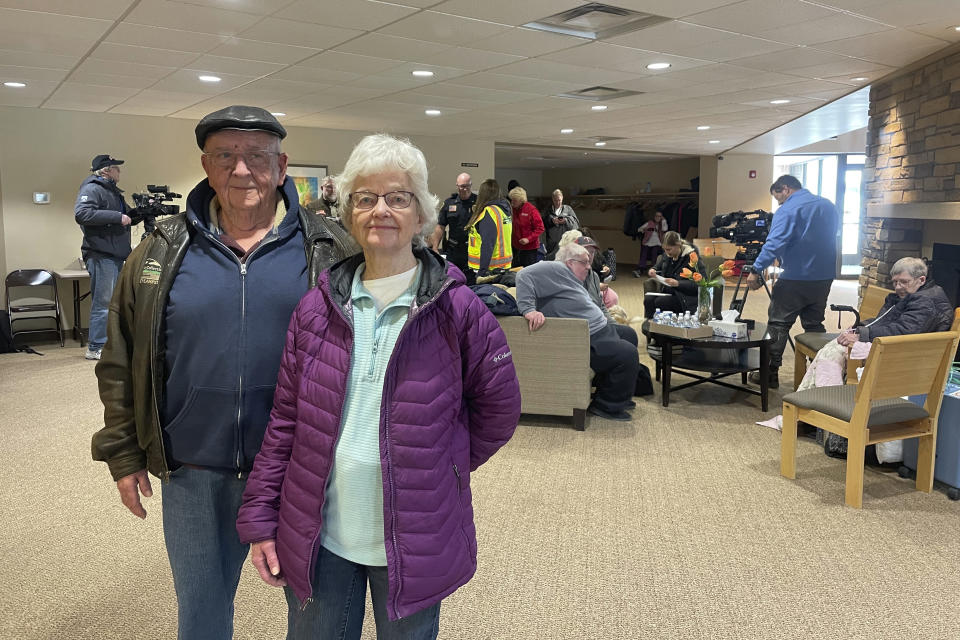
[431, 171, 476, 272]
[90, 106, 356, 640]
[75, 154, 155, 360]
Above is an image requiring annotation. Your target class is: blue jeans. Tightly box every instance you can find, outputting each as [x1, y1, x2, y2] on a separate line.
[285, 545, 441, 640]
[85, 255, 124, 350]
[161, 467, 249, 640]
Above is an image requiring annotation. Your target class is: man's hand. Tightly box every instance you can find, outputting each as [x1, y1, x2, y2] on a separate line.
[524, 310, 545, 331]
[250, 539, 287, 587]
[647, 268, 657, 278]
[116, 469, 152, 519]
[746, 272, 762, 291]
[120, 214, 132, 226]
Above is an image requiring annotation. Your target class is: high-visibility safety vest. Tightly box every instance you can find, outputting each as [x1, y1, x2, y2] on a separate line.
[467, 205, 513, 271]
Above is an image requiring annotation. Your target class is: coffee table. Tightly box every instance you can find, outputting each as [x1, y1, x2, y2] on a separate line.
[644, 322, 772, 411]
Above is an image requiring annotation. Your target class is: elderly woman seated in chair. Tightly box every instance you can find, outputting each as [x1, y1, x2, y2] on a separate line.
[798, 257, 953, 392]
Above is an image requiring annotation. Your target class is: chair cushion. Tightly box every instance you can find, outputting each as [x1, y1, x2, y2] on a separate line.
[795, 332, 839, 351]
[783, 384, 929, 427]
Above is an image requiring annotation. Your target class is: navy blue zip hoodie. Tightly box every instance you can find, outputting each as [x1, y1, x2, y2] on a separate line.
[162, 177, 310, 471]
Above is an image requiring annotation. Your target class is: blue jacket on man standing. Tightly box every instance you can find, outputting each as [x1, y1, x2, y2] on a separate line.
[753, 188, 839, 280]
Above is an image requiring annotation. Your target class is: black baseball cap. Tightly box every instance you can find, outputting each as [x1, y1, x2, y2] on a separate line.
[90, 154, 124, 171]
[194, 105, 287, 149]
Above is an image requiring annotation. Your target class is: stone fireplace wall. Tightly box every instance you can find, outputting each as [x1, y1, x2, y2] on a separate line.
[862, 46, 960, 294]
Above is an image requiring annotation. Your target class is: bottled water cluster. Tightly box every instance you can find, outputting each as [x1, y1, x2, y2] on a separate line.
[653, 308, 703, 328]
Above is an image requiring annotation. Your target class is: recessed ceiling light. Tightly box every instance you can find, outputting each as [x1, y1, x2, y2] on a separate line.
[708, 140, 720, 144]
[646, 62, 671, 70]
[425, 109, 442, 116]
[412, 70, 434, 77]
[594, 141, 607, 146]
[852, 77, 868, 81]
[591, 105, 608, 111]
[560, 128, 574, 134]
[697, 125, 710, 131]
[198, 75, 221, 83]
[270, 112, 286, 117]
[954, 25, 960, 31]
[3, 81, 26, 88]
[770, 99, 790, 105]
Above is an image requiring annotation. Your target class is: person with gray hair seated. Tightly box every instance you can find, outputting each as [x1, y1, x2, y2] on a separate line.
[517, 242, 641, 421]
[798, 256, 953, 392]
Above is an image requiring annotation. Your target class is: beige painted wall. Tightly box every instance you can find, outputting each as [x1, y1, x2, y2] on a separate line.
[715, 153, 775, 216]
[0, 106, 494, 325]
[698, 155, 719, 229]
[542, 158, 700, 196]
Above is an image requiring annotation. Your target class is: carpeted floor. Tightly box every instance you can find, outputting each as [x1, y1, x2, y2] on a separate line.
[1, 275, 958, 639]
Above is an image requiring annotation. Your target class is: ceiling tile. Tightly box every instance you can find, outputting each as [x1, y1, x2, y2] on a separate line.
[67, 70, 158, 89]
[335, 33, 452, 64]
[237, 16, 362, 49]
[90, 42, 200, 67]
[107, 23, 229, 53]
[787, 59, 894, 81]
[684, 0, 839, 35]
[269, 65, 362, 85]
[170, 0, 297, 15]
[0, 48, 79, 69]
[908, 22, 960, 43]
[417, 46, 524, 71]
[280, 0, 418, 30]
[429, 0, 582, 25]
[188, 54, 287, 76]
[148, 68, 257, 94]
[541, 42, 713, 74]
[839, 0, 960, 28]
[0, 0, 134, 19]
[0, 7, 112, 37]
[447, 72, 570, 94]
[0, 29, 102, 56]
[812, 30, 950, 67]
[207, 38, 320, 64]
[605, 19, 731, 52]
[673, 35, 794, 63]
[76, 57, 178, 79]
[730, 47, 856, 72]
[0, 65, 68, 82]
[109, 103, 182, 116]
[753, 13, 892, 46]
[468, 27, 584, 57]
[597, 0, 744, 20]
[492, 58, 638, 86]
[297, 50, 407, 74]
[379, 11, 511, 46]
[124, 0, 262, 35]
[416, 82, 534, 104]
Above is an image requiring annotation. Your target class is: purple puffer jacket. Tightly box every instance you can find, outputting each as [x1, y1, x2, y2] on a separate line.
[236, 249, 521, 621]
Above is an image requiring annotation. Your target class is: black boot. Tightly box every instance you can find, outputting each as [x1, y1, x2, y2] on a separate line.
[749, 369, 779, 389]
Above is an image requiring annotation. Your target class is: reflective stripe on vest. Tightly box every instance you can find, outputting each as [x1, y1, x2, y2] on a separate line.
[467, 206, 513, 270]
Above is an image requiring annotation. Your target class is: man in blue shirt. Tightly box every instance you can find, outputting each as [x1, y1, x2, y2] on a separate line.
[746, 174, 839, 388]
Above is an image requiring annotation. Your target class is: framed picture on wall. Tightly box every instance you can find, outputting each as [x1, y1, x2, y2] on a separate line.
[286, 164, 328, 214]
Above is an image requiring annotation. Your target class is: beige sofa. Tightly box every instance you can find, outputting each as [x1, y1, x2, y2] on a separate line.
[496, 316, 592, 430]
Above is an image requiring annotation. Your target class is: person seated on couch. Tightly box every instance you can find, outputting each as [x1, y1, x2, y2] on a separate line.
[517, 243, 641, 422]
[643, 231, 698, 318]
[798, 256, 953, 392]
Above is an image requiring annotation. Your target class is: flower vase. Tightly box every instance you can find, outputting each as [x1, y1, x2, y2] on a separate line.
[697, 286, 713, 324]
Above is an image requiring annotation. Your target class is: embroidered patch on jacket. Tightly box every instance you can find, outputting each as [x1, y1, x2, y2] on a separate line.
[139, 258, 162, 285]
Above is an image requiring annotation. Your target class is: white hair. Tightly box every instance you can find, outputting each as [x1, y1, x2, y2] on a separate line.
[890, 257, 927, 279]
[336, 133, 440, 247]
[556, 242, 588, 263]
[558, 229, 582, 249]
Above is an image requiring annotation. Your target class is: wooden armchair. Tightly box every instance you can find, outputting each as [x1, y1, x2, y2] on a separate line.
[845, 307, 960, 383]
[780, 330, 960, 508]
[793, 284, 892, 389]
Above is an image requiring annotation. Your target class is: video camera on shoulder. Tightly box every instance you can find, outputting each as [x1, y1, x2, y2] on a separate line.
[130, 184, 182, 224]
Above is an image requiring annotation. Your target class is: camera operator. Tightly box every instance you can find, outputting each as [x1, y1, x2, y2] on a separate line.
[746, 174, 839, 389]
[75, 154, 155, 360]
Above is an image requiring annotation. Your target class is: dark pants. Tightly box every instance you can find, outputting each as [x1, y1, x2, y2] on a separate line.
[636, 245, 662, 269]
[589, 323, 640, 412]
[766, 278, 833, 369]
[513, 248, 538, 267]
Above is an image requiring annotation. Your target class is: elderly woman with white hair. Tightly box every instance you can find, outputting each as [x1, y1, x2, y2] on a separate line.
[543, 188, 579, 259]
[236, 133, 521, 639]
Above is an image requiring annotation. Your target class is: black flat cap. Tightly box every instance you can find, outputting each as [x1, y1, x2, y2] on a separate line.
[195, 105, 287, 149]
[90, 154, 124, 171]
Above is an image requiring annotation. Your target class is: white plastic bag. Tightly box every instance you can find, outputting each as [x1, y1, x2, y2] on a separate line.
[875, 439, 903, 464]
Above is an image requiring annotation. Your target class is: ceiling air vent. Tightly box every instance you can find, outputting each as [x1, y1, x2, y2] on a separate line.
[557, 85, 643, 101]
[523, 3, 670, 40]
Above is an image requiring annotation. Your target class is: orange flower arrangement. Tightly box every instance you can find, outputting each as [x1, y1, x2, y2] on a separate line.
[680, 251, 736, 289]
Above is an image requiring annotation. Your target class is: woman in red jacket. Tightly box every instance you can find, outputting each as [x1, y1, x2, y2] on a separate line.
[508, 186, 544, 267]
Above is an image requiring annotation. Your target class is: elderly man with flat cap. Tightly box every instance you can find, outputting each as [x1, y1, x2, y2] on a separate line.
[75, 154, 155, 360]
[90, 106, 357, 639]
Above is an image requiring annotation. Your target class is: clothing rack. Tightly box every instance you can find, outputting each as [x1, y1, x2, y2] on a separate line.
[569, 192, 698, 212]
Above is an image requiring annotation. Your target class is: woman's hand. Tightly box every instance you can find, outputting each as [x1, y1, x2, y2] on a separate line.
[599, 283, 608, 291]
[519, 237, 529, 245]
[837, 329, 859, 347]
[647, 268, 657, 278]
[663, 278, 679, 288]
[601, 265, 610, 274]
[250, 539, 287, 587]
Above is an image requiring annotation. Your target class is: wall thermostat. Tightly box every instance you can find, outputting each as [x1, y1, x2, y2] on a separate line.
[33, 192, 51, 204]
